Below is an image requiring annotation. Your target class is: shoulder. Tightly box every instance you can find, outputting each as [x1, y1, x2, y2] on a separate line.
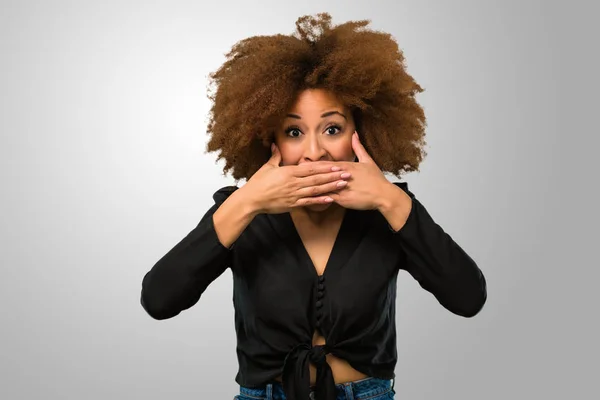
[212, 185, 239, 203]
[389, 181, 415, 199]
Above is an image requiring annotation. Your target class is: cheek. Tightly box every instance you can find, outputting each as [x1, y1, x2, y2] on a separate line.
[277, 143, 299, 165]
[331, 139, 355, 161]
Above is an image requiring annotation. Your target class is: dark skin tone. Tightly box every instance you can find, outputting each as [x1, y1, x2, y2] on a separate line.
[214, 88, 413, 385]
[272, 89, 412, 384]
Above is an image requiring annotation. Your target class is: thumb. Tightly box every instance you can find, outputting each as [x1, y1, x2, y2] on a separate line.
[352, 131, 373, 163]
[268, 143, 282, 166]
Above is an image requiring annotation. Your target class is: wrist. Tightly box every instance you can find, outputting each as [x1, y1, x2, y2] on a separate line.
[236, 185, 263, 217]
[376, 182, 405, 213]
[377, 182, 413, 232]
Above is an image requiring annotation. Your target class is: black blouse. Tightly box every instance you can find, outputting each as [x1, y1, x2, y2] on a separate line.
[140, 182, 487, 400]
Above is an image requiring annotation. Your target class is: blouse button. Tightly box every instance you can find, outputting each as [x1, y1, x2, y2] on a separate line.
[317, 291, 324, 299]
[318, 283, 324, 291]
[316, 300, 323, 308]
[318, 275, 325, 283]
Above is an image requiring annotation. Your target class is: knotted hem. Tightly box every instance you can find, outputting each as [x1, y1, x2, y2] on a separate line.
[282, 343, 337, 400]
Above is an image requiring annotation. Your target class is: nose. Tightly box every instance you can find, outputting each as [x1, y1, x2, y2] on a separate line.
[302, 133, 328, 162]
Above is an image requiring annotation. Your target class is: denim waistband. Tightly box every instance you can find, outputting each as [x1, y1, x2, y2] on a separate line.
[239, 376, 395, 399]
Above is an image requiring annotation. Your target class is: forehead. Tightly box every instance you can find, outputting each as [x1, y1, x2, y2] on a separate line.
[288, 89, 346, 113]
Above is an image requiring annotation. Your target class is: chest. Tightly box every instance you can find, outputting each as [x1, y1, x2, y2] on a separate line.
[231, 211, 403, 324]
[231, 209, 402, 290]
[294, 218, 343, 276]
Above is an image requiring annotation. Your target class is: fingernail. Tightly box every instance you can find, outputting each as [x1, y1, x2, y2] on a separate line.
[340, 172, 351, 179]
[271, 143, 275, 152]
[336, 180, 347, 188]
[331, 166, 341, 171]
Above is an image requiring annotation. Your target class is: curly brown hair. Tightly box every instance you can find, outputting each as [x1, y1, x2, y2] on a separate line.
[205, 12, 427, 181]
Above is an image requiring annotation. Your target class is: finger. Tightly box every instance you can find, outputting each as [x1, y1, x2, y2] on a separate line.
[352, 131, 373, 163]
[298, 171, 352, 188]
[291, 161, 344, 177]
[327, 191, 342, 201]
[296, 179, 348, 198]
[293, 195, 335, 207]
[267, 143, 282, 167]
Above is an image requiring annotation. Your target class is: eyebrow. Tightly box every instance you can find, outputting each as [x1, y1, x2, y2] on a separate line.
[286, 111, 347, 120]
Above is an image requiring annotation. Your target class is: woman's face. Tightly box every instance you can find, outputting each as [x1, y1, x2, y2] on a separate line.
[275, 88, 356, 165]
[274, 88, 356, 212]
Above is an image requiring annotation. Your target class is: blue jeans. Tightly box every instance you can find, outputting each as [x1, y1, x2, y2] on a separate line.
[235, 376, 395, 399]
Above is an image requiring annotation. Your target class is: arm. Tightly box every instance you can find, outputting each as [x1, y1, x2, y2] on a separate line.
[377, 182, 487, 317]
[212, 185, 261, 248]
[140, 185, 257, 320]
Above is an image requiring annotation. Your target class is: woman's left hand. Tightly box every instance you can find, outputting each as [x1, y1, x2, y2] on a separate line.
[328, 132, 397, 211]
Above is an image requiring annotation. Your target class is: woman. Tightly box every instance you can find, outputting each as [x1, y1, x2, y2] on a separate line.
[140, 13, 487, 400]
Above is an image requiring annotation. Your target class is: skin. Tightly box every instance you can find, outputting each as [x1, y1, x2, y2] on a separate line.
[272, 89, 412, 384]
[268, 88, 413, 229]
[274, 88, 357, 218]
[273, 89, 367, 383]
[214, 88, 414, 385]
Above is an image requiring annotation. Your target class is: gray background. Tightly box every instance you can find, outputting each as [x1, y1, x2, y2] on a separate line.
[1, 0, 598, 399]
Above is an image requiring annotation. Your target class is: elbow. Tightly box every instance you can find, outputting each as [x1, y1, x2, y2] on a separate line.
[139, 264, 212, 320]
[140, 291, 181, 320]
[456, 272, 487, 318]
[139, 272, 204, 320]
[139, 268, 185, 320]
[140, 272, 178, 320]
[457, 292, 486, 318]
[140, 274, 184, 320]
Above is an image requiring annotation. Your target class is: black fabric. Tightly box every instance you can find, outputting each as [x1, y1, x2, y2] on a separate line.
[140, 182, 487, 398]
[282, 343, 335, 400]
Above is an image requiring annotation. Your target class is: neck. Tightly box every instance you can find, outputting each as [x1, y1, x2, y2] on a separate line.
[292, 203, 345, 226]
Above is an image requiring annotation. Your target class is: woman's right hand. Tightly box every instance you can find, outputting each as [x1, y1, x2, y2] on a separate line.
[243, 143, 351, 214]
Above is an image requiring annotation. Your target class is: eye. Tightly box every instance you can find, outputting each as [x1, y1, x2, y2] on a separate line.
[325, 125, 342, 135]
[284, 127, 302, 138]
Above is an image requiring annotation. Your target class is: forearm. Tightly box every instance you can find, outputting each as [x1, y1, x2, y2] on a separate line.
[141, 186, 239, 320]
[378, 182, 487, 317]
[142, 211, 232, 319]
[212, 185, 260, 248]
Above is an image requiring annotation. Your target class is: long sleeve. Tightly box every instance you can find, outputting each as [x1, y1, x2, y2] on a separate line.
[391, 182, 487, 317]
[140, 186, 238, 320]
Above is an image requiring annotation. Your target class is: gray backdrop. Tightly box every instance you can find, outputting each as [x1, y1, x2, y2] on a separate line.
[1, 0, 597, 399]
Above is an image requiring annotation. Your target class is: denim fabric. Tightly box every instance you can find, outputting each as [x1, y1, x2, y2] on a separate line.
[234, 376, 395, 400]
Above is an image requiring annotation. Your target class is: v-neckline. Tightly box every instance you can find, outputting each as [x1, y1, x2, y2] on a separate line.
[290, 208, 349, 278]
[272, 207, 358, 279]
[265, 207, 370, 278]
